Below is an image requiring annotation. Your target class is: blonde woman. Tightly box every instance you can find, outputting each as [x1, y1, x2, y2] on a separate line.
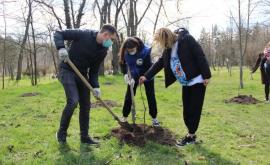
[139, 28, 211, 146]
[251, 42, 270, 102]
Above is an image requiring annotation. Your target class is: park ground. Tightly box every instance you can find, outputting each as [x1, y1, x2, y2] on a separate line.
[0, 68, 270, 165]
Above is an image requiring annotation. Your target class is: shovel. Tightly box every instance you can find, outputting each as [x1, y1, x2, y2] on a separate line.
[65, 58, 133, 132]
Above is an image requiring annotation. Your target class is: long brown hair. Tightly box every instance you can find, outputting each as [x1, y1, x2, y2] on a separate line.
[119, 37, 144, 64]
[153, 28, 177, 50]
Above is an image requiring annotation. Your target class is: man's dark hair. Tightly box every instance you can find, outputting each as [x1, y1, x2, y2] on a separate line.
[100, 24, 117, 34]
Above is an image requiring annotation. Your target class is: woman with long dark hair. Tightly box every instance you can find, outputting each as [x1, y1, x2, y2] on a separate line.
[119, 37, 160, 126]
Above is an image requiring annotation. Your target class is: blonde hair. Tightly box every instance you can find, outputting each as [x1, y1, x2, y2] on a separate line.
[153, 28, 177, 50]
[265, 42, 270, 49]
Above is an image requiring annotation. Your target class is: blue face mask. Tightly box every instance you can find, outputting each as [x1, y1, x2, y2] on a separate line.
[102, 39, 113, 48]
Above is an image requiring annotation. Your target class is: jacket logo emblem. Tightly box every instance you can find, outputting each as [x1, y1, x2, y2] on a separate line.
[136, 58, 143, 66]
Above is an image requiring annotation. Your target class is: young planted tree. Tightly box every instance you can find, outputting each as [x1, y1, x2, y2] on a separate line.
[231, 0, 252, 89]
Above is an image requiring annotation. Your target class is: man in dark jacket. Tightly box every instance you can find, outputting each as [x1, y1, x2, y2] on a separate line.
[54, 24, 117, 145]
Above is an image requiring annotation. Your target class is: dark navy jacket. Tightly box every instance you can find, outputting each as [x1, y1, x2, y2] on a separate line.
[121, 45, 152, 80]
[54, 29, 108, 88]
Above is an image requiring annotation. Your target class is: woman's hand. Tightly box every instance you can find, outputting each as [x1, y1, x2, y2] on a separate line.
[139, 76, 147, 85]
[203, 79, 210, 86]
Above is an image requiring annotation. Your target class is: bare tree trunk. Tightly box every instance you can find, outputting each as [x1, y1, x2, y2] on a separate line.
[112, 42, 120, 74]
[96, 0, 111, 75]
[208, 32, 216, 71]
[8, 65, 14, 80]
[128, 0, 135, 36]
[48, 28, 58, 75]
[33, 0, 63, 29]
[75, 0, 87, 28]
[2, 1, 7, 89]
[153, 0, 163, 34]
[63, 0, 72, 29]
[16, 0, 32, 80]
[30, 12, 38, 85]
[243, 0, 251, 63]
[238, 0, 244, 89]
[111, 0, 126, 74]
[69, 0, 76, 27]
[27, 32, 34, 85]
[229, 16, 233, 77]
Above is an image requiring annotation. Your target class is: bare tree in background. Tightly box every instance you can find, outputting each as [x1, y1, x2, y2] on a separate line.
[94, 0, 113, 75]
[263, 0, 270, 14]
[33, 0, 87, 29]
[1, 0, 7, 89]
[33, 0, 63, 29]
[26, 29, 35, 85]
[47, 23, 58, 75]
[123, 0, 153, 36]
[153, 0, 163, 34]
[111, 0, 126, 74]
[16, 0, 32, 81]
[29, 8, 38, 85]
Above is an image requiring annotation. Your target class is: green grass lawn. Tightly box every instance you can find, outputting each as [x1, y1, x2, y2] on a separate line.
[0, 68, 270, 165]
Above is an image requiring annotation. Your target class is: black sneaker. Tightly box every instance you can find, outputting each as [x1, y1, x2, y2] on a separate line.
[81, 136, 99, 145]
[176, 135, 197, 147]
[56, 130, 67, 144]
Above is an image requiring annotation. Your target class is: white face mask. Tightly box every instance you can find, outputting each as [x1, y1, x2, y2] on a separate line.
[129, 51, 137, 55]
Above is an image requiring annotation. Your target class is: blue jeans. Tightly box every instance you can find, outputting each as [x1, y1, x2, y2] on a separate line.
[58, 68, 90, 137]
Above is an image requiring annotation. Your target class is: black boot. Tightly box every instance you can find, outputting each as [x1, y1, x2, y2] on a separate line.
[56, 130, 67, 144]
[81, 136, 99, 145]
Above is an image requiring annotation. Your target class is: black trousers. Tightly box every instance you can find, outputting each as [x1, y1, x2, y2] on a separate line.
[265, 66, 270, 100]
[182, 83, 206, 134]
[265, 83, 270, 100]
[122, 79, 157, 118]
[58, 68, 90, 137]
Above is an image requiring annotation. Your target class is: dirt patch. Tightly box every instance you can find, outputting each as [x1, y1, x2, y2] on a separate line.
[225, 95, 260, 104]
[91, 100, 120, 108]
[103, 82, 113, 85]
[111, 124, 177, 147]
[20, 92, 40, 97]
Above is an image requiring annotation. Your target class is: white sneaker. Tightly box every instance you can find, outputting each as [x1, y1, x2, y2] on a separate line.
[121, 117, 127, 122]
[152, 118, 160, 127]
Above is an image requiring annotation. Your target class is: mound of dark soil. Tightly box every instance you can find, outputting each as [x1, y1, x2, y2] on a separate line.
[20, 92, 40, 97]
[225, 95, 260, 104]
[111, 124, 177, 147]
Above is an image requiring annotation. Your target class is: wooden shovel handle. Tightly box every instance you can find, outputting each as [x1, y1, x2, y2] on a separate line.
[65, 58, 121, 122]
